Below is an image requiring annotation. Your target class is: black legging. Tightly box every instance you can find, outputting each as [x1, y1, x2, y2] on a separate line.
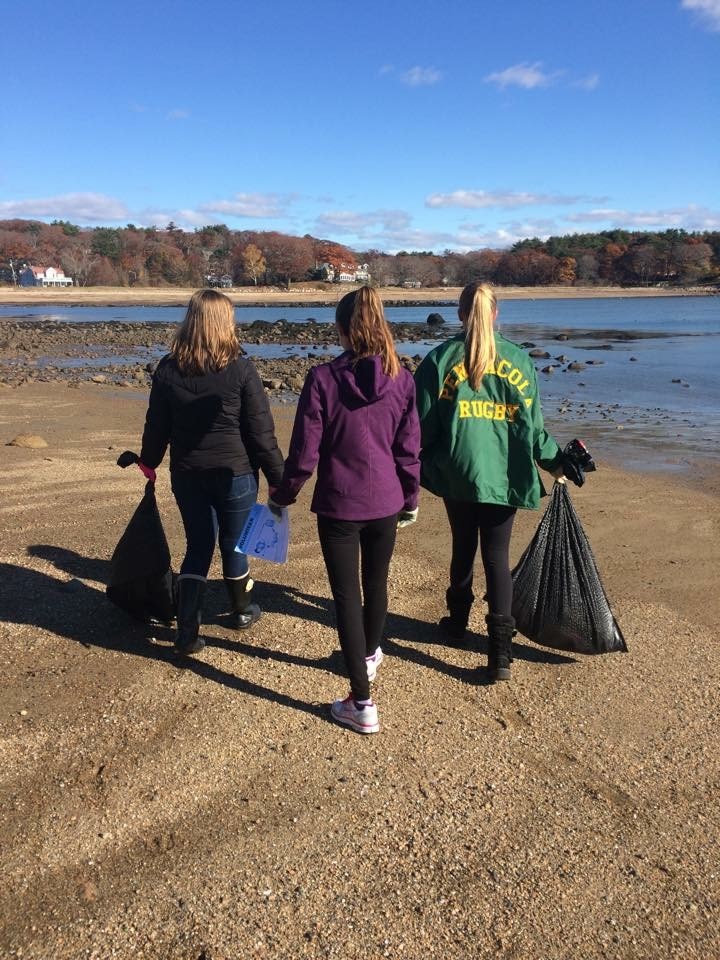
[317, 513, 398, 702]
[443, 500, 516, 616]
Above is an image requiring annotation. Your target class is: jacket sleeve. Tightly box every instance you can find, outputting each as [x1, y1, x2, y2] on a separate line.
[239, 362, 285, 488]
[140, 373, 171, 469]
[392, 376, 421, 511]
[271, 369, 324, 506]
[530, 368, 562, 471]
[414, 354, 441, 452]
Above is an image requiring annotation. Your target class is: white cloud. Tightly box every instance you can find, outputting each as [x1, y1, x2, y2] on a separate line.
[503, 217, 560, 236]
[574, 72, 600, 90]
[426, 189, 606, 209]
[400, 66, 442, 86]
[484, 62, 560, 89]
[315, 209, 412, 236]
[0, 192, 129, 222]
[380, 227, 457, 251]
[199, 193, 293, 218]
[137, 207, 217, 229]
[167, 108, 190, 120]
[455, 228, 530, 249]
[314, 207, 545, 253]
[681, 0, 720, 31]
[378, 64, 394, 76]
[566, 204, 720, 230]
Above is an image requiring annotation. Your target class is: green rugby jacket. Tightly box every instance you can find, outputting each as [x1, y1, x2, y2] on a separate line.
[414, 333, 562, 509]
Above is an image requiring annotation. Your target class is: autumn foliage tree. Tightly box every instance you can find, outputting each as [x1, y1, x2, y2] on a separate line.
[0, 219, 718, 288]
[260, 232, 314, 288]
[233, 243, 266, 285]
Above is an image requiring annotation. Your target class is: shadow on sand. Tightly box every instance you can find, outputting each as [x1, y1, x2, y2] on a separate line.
[14, 545, 575, 712]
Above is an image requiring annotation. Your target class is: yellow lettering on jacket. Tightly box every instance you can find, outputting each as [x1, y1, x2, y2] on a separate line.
[457, 401, 520, 423]
[440, 362, 469, 400]
[441, 356, 530, 399]
[507, 368, 528, 391]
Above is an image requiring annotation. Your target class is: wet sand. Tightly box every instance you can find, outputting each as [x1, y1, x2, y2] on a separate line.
[2, 314, 717, 477]
[1, 283, 714, 308]
[1, 382, 718, 959]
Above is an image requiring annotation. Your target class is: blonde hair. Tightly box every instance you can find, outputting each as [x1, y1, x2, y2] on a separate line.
[170, 289, 240, 375]
[335, 286, 400, 378]
[458, 282, 497, 390]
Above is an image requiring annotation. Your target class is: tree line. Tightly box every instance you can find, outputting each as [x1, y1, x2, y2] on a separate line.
[0, 218, 718, 289]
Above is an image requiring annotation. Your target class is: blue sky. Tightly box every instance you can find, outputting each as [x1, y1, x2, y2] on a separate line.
[1, 0, 718, 252]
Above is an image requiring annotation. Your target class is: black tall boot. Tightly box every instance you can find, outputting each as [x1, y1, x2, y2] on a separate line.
[175, 576, 206, 655]
[224, 575, 262, 630]
[486, 613, 515, 682]
[439, 586, 474, 645]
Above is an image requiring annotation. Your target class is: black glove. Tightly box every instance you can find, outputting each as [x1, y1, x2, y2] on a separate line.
[561, 439, 596, 487]
[116, 450, 139, 468]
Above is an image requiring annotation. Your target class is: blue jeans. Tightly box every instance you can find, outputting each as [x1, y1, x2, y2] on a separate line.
[171, 470, 258, 579]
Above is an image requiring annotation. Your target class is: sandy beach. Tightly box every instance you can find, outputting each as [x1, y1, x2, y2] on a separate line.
[1, 382, 718, 959]
[0, 283, 713, 308]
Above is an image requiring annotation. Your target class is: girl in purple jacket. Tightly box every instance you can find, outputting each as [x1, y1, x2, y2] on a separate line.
[270, 287, 420, 734]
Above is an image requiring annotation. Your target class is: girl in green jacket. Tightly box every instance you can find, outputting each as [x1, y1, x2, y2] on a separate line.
[414, 282, 564, 682]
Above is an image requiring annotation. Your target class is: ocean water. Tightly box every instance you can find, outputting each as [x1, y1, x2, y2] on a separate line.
[3, 296, 719, 471]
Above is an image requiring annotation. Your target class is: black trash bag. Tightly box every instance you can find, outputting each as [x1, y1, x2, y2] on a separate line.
[511, 482, 626, 654]
[106, 480, 175, 624]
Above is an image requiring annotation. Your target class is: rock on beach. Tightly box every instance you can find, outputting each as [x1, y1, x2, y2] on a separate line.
[6, 433, 48, 448]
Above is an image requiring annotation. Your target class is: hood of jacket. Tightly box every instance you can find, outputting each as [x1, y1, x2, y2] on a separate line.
[330, 351, 393, 407]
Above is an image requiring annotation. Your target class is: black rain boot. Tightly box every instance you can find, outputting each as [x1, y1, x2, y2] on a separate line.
[439, 586, 474, 645]
[486, 613, 515, 682]
[175, 576, 206, 655]
[224, 575, 262, 630]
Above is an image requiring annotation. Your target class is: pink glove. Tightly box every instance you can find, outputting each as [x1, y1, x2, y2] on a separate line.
[137, 462, 156, 483]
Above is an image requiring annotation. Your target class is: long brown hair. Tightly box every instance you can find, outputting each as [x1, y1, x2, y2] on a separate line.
[335, 286, 400, 378]
[458, 282, 497, 390]
[170, 289, 240, 375]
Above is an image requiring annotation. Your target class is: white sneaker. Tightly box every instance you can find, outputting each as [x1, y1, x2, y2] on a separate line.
[330, 694, 380, 734]
[365, 646, 384, 682]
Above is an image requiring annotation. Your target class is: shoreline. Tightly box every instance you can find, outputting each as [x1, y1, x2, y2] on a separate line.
[1, 282, 716, 308]
[2, 314, 718, 478]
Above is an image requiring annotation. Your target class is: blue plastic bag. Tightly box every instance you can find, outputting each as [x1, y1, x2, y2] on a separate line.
[235, 503, 290, 564]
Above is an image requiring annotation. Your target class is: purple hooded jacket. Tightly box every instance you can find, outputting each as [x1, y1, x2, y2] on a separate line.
[272, 351, 420, 521]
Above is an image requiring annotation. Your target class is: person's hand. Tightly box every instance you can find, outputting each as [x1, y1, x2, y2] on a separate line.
[137, 462, 156, 483]
[561, 439, 596, 487]
[397, 508, 418, 529]
[267, 496, 285, 518]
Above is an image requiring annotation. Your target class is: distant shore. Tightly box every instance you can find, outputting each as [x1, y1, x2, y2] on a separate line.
[0, 283, 715, 308]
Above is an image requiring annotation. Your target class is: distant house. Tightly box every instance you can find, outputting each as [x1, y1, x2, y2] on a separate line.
[318, 262, 372, 284]
[205, 274, 233, 288]
[19, 265, 73, 287]
[401, 279, 421, 289]
[354, 263, 371, 282]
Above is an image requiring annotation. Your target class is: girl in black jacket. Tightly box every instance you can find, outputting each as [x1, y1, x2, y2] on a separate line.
[140, 289, 284, 654]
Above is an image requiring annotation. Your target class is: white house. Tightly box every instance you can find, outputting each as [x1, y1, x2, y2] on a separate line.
[354, 263, 371, 282]
[19, 265, 73, 287]
[320, 262, 372, 283]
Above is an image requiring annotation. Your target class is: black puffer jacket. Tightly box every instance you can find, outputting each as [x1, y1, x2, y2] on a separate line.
[140, 355, 284, 484]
